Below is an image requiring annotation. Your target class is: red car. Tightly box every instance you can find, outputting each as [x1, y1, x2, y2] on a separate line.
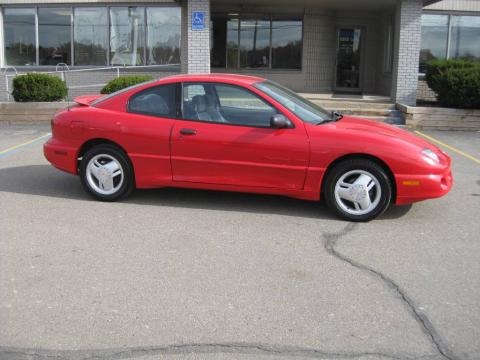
[44, 74, 452, 221]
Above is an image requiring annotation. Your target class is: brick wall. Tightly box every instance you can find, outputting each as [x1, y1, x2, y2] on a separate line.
[417, 78, 437, 102]
[181, 0, 210, 74]
[391, 0, 423, 106]
[303, 9, 336, 92]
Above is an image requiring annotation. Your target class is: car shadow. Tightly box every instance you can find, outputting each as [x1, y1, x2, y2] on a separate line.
[0, 165, 412, 220]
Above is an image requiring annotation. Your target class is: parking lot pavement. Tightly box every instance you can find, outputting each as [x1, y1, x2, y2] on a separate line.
[0, 124, 479, 360]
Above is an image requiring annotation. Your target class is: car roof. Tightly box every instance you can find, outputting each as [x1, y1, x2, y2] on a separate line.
[159, 73, 266, 86]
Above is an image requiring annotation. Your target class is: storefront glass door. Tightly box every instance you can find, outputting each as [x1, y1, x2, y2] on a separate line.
[335, 28, 363, 92]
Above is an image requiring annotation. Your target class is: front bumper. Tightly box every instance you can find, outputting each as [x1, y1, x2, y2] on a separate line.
[395, 168, 453, 205]
[44, 138, 78, 175]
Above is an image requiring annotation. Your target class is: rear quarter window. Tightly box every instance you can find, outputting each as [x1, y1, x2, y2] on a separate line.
[128, 84, 176, 118]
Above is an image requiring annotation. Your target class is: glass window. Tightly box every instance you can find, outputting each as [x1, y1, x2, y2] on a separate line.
[449, 15, 480, 61]
[182, 83, 211, 121]
[146, 7, 181, 65]
[183, 84, 206, 102]
[110, 7, 145, 66]
[271, 21, 302, 69]
[74, 7, 108, 65]
[239, 20, 270, 68]
[211, 18, 227, 67]
[38, 8, 72, 66]
[182, 83, 277, 127]
[226, 19, 239, 68]
[218, 17, 302, 70]
[128, 84, 176, 117]
[3, 8, 36, 66]
[420, 14, 448, 72]
[215, 84, 277, 127]
[383, 21, 393, 73]
[254, 81, 331, 124]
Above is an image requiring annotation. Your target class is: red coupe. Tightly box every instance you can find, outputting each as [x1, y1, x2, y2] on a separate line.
[44, 74, 452, 221]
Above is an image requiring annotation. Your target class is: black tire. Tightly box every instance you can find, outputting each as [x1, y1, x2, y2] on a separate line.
[323, 158, 392, 222]
[79, 144, 134, 201]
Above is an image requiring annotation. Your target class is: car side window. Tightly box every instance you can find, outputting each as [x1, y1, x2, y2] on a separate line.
[128, 84, 176, 118]
[181, 82, 279, 127]
[215, 84, 279, 127]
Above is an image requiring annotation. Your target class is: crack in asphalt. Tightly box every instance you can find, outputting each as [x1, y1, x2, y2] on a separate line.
[0, 344, 423, 360]
[322, 223, 457, 360]
[0, 223, 460, 360]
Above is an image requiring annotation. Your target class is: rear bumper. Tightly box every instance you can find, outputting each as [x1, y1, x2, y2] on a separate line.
[43, 138, 78, 175]
[395, 168, 453, 205]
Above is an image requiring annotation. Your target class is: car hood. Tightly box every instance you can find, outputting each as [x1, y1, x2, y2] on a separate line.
[329, 116, 436, 149]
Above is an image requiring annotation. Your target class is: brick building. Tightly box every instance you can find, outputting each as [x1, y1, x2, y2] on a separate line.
[0, 0, 479, 104]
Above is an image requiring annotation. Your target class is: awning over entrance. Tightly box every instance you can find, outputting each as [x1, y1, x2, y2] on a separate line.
[211, 0, 434, 12]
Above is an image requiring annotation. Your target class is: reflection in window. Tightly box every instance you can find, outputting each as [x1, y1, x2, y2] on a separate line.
[110, 7, 145, 66]
[383, 21, 393, 73]
[4, 8, 36, 66]
[271, 21, 302, 69]
[211, 18, 226, 67]
[336, 28, 362, 89]
[226, 19, 239, 68]
[239, 20, 270, 68]
[146, 7, 181, 65]
[219, 17, 302, 70]
[449, 16, 480, 60]
[74, 7, 109, 65]
[39, 8, 72, 66]
[420, 14, 448, 72]
[215, 84, 276, 127]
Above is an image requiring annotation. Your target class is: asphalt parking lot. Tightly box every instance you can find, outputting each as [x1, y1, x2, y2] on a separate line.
[0, 123, 479, 360]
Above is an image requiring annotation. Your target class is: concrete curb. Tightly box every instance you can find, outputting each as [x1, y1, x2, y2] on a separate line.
[397, 103, 480, 131]
[0, 102, 69, 123]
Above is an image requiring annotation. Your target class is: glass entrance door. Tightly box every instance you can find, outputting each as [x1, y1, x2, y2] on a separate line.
[335, 28, 362, 91]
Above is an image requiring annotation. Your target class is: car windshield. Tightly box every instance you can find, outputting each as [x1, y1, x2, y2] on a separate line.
[254, 81, 332, 124]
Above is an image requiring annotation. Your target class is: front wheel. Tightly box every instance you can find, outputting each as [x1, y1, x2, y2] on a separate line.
[323, 158, 392, 221]
[80, 144, 134, 201]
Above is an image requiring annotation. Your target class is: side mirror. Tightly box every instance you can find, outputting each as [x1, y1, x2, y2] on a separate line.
[270, 114, 291, 129]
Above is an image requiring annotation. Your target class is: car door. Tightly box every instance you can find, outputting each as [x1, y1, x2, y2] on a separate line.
[170, 82, 309, 190]
[121, 83, 178, 186]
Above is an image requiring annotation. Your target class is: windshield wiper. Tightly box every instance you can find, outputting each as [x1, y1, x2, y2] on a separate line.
[332, 111, 344, 122]
[316, 111, 343, 125]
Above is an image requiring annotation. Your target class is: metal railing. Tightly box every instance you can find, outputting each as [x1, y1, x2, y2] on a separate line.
[1, 64, 180, 101]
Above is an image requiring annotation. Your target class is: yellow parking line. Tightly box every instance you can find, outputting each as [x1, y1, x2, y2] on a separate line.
[415, 130, 480, 165]
[0, 133, 51, 157]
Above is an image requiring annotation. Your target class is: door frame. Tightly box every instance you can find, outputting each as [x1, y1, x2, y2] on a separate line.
[334, 26, 366, 94]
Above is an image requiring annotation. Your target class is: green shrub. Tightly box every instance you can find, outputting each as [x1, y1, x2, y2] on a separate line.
[101, 75, 153, 94]
[12, 73, 67, 102]
[425, 59, 480, 108]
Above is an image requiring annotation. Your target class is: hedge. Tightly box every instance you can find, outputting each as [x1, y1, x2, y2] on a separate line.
[12, 73, 68, 102]
[101, 75, 154, 94]
[425, 59, 480, 109]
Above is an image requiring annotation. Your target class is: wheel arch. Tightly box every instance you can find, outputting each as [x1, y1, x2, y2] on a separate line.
[77, 138, 131, 172]
[321, 153, 397, 203]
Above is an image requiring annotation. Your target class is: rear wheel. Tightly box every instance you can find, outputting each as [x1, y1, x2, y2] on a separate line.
[324, 158, 392, 221]
[80, 144, 134, 201]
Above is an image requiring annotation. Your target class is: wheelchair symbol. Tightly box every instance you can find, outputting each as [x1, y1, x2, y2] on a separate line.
[192, 12, 205, 30]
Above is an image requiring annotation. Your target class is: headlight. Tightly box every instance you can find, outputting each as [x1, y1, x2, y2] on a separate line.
[422, 148, 440, 165]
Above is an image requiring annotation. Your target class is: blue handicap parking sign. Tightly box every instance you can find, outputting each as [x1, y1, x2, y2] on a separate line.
[192, 11, 205, 31]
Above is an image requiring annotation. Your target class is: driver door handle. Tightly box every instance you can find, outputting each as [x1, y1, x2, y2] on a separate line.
[180, 128, 197, 136]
